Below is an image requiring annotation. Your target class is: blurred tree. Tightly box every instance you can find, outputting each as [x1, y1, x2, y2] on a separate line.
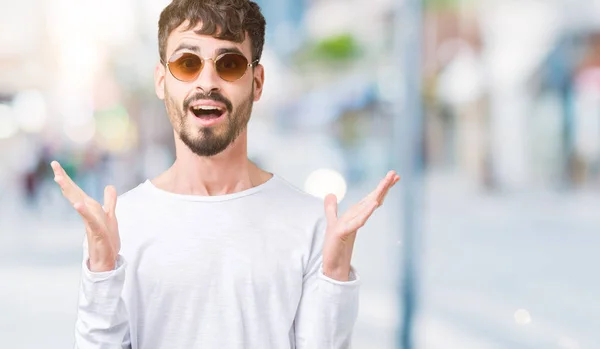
[295, 33, 362, 64]
[424, 0, 476, 10]
[311, 34, 361, 61]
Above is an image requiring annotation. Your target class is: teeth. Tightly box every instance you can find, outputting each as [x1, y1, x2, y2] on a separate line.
[192, 106, 220, 111]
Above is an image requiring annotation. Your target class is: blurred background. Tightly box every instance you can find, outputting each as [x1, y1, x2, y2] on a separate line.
[1, 0, 599, 348]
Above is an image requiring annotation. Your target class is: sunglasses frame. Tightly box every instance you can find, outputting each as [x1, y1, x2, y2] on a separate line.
[163, 52, 259, 83]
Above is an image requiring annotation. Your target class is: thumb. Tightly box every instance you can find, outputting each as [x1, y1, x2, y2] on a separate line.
[103, 185, 118, 219]
[324, 193, 338, 225]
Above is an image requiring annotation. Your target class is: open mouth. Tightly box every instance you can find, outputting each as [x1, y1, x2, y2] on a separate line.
[190, 105, 225, 119]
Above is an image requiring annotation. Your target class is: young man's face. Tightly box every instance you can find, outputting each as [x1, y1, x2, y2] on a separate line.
[155, 21, 264, 157]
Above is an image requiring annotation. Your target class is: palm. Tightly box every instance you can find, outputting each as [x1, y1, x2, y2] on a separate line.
[325, 170, 400, 240]
[51, 161, 120, 268]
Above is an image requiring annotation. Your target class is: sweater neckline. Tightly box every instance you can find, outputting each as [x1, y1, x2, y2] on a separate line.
[143, 174, 278, 202]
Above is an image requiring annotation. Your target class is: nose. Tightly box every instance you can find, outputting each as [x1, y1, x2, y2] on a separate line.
[193, 58, 221, 95]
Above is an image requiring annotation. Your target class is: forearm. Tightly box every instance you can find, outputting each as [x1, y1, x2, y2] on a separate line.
[87, 241, 118, 272]
[322, 234, 356, 282]
[75, 256, 130, 349]
[295, 266, 361, 349]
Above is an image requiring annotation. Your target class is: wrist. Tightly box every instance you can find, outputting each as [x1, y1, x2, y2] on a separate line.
[88, 258, 116, 272]
[322, 242, 354, 281]
[322, 262, 351, 281]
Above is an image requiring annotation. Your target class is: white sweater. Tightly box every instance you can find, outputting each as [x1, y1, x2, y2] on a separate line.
[75, 174, 360, 349]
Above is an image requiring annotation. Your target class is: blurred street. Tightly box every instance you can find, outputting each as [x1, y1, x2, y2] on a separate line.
[1, 173, 598, 349]
[2, 0, 600, 347]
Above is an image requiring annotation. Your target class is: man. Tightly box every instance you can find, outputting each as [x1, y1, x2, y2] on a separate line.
[51, 0, 399, 348]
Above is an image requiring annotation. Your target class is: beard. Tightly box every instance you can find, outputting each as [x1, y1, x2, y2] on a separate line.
[165, 87, 254, 157]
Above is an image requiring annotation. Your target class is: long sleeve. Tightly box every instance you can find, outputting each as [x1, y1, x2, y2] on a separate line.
[294, 216, 361, 349]
[74, 237, 131, 349]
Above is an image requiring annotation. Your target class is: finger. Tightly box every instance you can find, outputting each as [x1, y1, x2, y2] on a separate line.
[54, 175, 85, 205]
[50, 160, 72, 181]
[74, 201, 106, 237]
[343, 198, 372, 222]
[84, 196, 106, 219]
[103, 185, 117, 217]
[79, 196, 109, 234]
[50, 160, 62, 174]
[377, 174, 401, 207]
[343, 200, 378, 233]
[346, 173, 395, 218]
[51, 161, 87, 204]
[324, 193, 338, 225]
[344, 172, 398, 222]
[366, 171, 396, 202]
[345, 193, 382, 224]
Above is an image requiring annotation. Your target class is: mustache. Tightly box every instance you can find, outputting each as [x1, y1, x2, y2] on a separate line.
[183, 92, 233, 113]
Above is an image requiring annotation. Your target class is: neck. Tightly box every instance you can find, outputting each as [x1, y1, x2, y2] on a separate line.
[153, 130, 271, 196]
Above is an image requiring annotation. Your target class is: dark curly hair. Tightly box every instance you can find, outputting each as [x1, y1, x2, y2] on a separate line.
[158, 0, 266, 64]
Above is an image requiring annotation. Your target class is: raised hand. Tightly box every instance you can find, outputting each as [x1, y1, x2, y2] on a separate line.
[322, 170, 400, 281]
[51, 161, 120, 272]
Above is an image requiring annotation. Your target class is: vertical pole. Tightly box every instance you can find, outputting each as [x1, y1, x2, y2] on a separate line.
[393, 0, 424, 347]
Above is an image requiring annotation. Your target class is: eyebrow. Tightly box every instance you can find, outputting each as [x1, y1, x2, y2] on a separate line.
[215, 47, 244, 57]
[172, 43, 201, 55]
[172, 44, 245, 57]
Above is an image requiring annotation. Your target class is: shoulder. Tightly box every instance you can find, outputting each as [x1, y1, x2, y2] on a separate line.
[267, 174, 324, 218]
[114, 181, 151, 218]
[266, 176, 330, 263]
[262, 175, 327, 244]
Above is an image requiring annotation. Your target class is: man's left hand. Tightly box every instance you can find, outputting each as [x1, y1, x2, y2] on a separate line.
[322, 170, 400, 281]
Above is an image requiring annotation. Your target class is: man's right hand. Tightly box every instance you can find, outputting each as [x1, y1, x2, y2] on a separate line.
[51, 161, 120, 272]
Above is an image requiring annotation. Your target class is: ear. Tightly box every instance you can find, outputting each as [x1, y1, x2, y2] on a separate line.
[154, 62, 166, 100]
[252, 64, 264, 102]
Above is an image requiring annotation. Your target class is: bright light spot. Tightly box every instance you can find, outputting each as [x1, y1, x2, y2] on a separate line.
[95, 105, 136, 152]
[64, 120, 96, 144]
[0, 104, 19, 139]
[12, 90, 47, 133]
[60, 42, 99, 84]
[558, 336, 580, 349]
[100, 120, 137, 153]
[304, 168, 347, 202]
[514, 309, 532, 325]
[96, 109, 130, 142]
[90, 1, 136, 45]
[48, 1, 99, 86]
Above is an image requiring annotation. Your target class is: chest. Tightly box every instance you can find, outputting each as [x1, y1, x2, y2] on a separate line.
[120, 212, 308, 297]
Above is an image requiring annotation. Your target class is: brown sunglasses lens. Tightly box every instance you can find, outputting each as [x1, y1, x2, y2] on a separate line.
[215, 53, 249, 82]
[169, 53, 203, 81]
[169, 52, 250, 82]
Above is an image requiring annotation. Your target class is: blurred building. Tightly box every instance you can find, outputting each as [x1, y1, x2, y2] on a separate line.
[1, 1, 600, 349]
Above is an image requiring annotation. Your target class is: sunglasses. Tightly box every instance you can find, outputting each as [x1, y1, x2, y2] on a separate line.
[164, 52, 259, 83]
